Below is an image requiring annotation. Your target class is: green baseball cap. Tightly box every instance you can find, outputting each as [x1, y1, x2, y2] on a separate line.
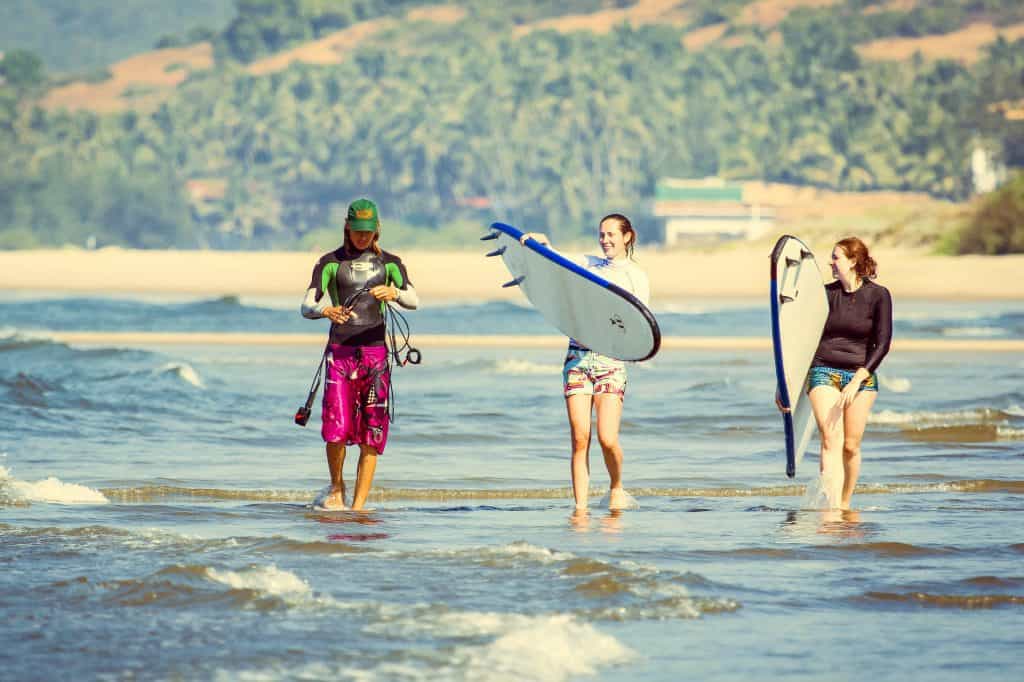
[346, 198, 379, 231]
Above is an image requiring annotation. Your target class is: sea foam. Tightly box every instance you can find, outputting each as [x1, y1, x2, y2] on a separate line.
[0, 466, 109, 505]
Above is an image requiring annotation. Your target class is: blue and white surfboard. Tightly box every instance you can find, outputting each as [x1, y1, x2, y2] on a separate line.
[483, 222, 660, 362]
[770, 235, 828, 478]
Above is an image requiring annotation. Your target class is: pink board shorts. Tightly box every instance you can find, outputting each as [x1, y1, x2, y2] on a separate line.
[321, 344, 391, 452]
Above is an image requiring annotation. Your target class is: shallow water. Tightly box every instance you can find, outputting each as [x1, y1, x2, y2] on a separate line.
[2, 295, 1023, 680]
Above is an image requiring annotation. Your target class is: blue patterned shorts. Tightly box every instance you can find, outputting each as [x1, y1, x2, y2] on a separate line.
[807, 365, 878, 393]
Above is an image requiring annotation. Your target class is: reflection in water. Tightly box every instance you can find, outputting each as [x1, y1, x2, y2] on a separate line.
[780, 509, 872, 541]
[569, 508, 591, 532]
[600, 509, 624, 534]
[569, 508, 626, 535]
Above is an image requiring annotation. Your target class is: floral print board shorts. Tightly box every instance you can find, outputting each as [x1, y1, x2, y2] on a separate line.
[322, 344, 391, 452]
[562, 348, 627, 399]
[807, 365, 878, 394]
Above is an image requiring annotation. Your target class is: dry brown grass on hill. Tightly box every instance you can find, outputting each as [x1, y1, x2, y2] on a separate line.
[738, 0, 841, 27]
[245, 19, 392, 76]
[739, 182, 960, 250]
[857, 21, 1024, 64]
[41, 43, 213, 113]
[512, 0, 690, 37]
[407, 4, 467, 24]
[862, 0, 917, 15]
[682, 22, 729, 51]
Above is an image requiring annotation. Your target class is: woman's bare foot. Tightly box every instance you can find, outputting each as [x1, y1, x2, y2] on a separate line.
[608, 487, 627, 510]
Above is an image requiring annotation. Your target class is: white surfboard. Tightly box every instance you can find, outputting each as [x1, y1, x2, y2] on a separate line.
[482, 222, 660, 361]
[770, 235, 828, 478]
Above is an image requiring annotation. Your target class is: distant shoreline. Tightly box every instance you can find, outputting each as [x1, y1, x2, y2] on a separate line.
[44, 332, 1024, 353]
[1, 247, 1023, 301]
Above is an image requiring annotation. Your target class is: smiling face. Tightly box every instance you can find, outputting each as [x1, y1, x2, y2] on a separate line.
[831, 244, 857, 281]
[598, 218, 631, 260]
[347, 228, 376, 251]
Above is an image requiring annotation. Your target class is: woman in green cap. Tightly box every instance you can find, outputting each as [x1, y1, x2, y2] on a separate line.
[301, 198, 418, 510]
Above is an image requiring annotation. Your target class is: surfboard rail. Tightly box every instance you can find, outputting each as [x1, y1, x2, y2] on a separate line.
[484, 221, 661, 362]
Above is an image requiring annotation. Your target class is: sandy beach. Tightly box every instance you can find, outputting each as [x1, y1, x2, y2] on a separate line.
[1, 245, 1023, 301]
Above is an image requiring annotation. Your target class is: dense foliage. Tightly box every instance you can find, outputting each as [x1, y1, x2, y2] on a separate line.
[958, 171, 1024, 254]
[1, 0, 1022, 249]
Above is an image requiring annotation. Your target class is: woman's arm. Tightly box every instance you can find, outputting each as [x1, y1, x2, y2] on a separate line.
[863, 285, 893, 373]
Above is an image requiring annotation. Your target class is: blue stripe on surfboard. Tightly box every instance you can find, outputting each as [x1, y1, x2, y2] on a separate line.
[489, 221, 662, 361]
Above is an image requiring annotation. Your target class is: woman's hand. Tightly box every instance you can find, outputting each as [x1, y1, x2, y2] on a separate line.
[775, 390, 791, 413]
[370, 284, 398, 302]
[839, 369, 870, 407]
[323, 305, 356, 323]
[520, 232, 550, 247]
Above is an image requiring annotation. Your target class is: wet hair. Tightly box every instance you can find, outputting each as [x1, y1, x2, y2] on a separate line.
[599, 213, 636, 259]
[344, 221, 383, 256]
[835, 236, 877, 279]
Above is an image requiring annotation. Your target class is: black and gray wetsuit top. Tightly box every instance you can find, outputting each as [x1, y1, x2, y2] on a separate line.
[301, 247, 417, 346]
[812, 280, 893, 373]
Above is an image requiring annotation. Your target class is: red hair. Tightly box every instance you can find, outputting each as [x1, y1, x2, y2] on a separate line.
[836, 237, 877, 279]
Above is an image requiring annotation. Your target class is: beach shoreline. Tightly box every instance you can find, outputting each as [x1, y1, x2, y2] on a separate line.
[40, 331, 1024, 353]
[1, 246, 1023, 301]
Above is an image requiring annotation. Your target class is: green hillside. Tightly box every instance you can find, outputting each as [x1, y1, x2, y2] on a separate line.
[1, 0, 1022, 251]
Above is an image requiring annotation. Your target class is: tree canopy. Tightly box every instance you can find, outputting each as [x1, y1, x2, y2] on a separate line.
[1, 0, 1022, 250]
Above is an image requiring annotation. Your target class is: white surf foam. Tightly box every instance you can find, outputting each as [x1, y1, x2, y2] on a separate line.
[493, 359, 560, 375]
[940, 326, 1004, 337]
[800, 473, 835, 511]
[598, 488, 640, 510]
[996, 426, 1024, 441]
[155, 362, 204, 388]
[870, 408, 1003, 426]
[879, 375, 912, 393]
[362, 611, 634, 682]
[206, 565, 311, 597]
[0, 465, 109, 505]
[454, 613, 634, 681]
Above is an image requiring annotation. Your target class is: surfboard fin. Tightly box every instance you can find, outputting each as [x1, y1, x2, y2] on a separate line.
[502, 275, 525, 288]
[780, 294, 795, 304]
[485, 246, 506, 257]
[480, 232, 499, 241]
[785, 257, 799, 267]
[801, 249, 813, 259]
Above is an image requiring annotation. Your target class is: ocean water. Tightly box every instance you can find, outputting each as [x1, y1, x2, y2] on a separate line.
[2, 294, 1023, 681]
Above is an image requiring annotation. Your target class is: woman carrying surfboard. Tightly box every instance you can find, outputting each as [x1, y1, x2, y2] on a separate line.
[778, 237, 892, 510]
[300, 198, 419, 511]
[520, 214, 650, 512]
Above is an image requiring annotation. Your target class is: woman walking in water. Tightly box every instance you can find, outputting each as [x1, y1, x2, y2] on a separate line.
[520, 214, 650, 511]
[779, 236, 892, 510]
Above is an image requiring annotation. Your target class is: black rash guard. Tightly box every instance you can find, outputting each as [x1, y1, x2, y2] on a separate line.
[812, 280, 893, 373]
[303, 247, 413, 347]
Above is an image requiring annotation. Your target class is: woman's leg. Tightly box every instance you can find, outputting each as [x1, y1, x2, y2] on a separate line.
[839, 390, 877, 509]
[808, 385, 845, 508]
[566, 394, 594, 510]
[594, 393, 624, 494]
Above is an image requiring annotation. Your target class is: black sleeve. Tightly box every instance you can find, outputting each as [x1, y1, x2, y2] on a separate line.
[864, 285, 892, 373]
